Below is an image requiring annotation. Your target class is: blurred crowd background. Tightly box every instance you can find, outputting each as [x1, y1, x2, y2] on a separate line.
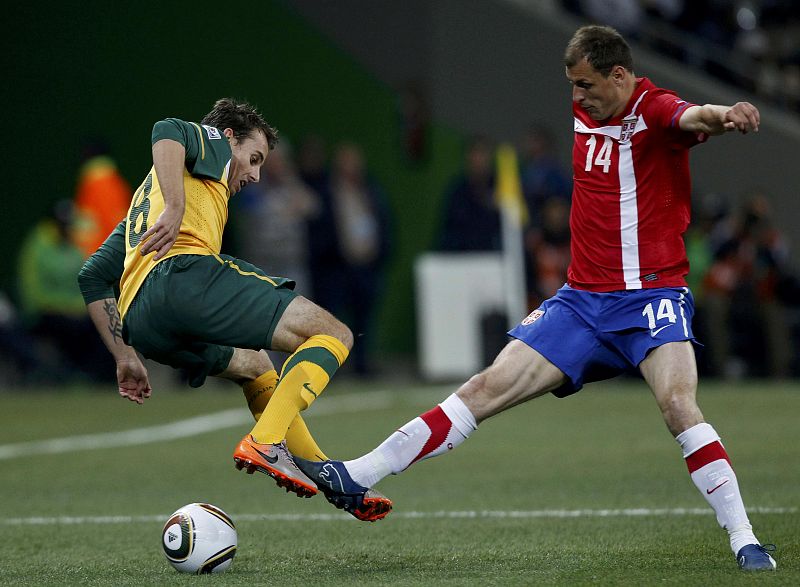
[3, 0, 798, 387]
[561, 0, 800, 111]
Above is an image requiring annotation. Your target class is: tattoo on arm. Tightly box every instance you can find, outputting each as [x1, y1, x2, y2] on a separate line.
[103, 299, 124, 345]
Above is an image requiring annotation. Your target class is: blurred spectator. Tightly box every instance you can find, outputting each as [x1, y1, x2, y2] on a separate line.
[560, 1, 800, 112]
[17, 200, 114, 382]
[73, 138, 132, 257]
[702, 192, 795, 378]
[297, 134, 329, 195]
[297, 134, 341, 307]
[643, 0, 684, 22]
[518, 123, 572, 225]
[578, 0, 644, 37]
[782, 63, 800, 111]
[685, 192, 734, 376]
[0, 290, 43, 385]
[525, 197, 571, 308]
[437, 136, 500, 251]
[233, 141, 319, 297]
[314, 142, 392, 377]
[398, 79, 430, 163]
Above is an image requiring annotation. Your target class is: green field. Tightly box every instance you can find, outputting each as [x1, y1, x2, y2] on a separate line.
[1, 378, 797, 585]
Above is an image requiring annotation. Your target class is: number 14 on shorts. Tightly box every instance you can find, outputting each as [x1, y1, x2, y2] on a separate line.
[642, 299, 677, 336]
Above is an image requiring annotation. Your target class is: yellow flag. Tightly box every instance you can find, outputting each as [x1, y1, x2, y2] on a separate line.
[495, 143, 528, 226]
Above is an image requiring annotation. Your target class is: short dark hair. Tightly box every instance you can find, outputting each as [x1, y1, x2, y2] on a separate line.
[201, 98, 279, 149]
[564, 25, 633, 77]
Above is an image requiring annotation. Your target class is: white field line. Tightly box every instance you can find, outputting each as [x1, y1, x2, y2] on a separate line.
[2, 507, 796, 526]
[0, 389, 443, 461]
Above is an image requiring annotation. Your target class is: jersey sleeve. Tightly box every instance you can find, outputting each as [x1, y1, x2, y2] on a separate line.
[645, 92, 707, 148]
[151, 118, 232, 181]
[77, 219, 126, 303]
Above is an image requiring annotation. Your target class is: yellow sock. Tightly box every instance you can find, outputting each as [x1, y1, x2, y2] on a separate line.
[242, 369, 328, 460]
[249, 335, 348, 445]
[242, 370, 278, 420]
[284, 417, 328, 461]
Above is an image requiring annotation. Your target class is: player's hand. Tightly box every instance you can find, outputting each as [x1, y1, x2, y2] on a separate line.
[139, 206, 183, 260]
[723, 102, 760, 134]
[116, 357, 153, 405]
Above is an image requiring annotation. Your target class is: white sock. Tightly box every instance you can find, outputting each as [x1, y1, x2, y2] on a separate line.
[676, 423, 759, 554]
[344, 393, 477, 488]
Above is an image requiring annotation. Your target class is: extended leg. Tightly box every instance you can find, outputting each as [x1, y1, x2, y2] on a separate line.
[295, 340, 567, 520]
[641, 341, 775, 571]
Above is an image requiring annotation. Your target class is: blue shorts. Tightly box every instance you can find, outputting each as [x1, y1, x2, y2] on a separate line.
[508, 285, 699, 397]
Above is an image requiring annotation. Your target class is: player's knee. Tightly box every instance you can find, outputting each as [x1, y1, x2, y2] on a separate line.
[251, 349, 274, 374]
[315, 316, 354, 350]
[333, 322, 354, 350]
[218, 349, 273, 383]
[658, 390, 702, 431]
[294, 297, 354, 349]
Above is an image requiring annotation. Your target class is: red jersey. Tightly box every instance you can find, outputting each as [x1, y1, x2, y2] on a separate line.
[568, 77, 707, 292]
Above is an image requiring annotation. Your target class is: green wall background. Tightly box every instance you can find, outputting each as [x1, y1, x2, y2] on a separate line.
[6, 2, 465, 355]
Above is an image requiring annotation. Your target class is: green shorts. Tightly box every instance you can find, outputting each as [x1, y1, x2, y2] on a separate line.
[122, 254, 297, 387]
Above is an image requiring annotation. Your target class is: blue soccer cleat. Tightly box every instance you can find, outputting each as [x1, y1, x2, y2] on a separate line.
[294, 457, 392, 522]
[736, 544, 777, 571]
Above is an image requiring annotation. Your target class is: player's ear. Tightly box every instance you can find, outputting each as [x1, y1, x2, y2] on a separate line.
[611, 65, 626, 86]
[222, 128, 235, 141]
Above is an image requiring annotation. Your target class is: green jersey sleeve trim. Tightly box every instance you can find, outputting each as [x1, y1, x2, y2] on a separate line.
[151, 118, 201, 166]
[151, 118, 231, 182]
[77, 219, 126, 304]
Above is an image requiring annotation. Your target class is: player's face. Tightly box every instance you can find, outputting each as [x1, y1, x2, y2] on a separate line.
[225, 129, 269, 194]
[566, 59, 628, 121]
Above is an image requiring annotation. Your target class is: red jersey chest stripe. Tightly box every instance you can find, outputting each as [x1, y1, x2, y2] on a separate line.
[573, 114, 650, 289]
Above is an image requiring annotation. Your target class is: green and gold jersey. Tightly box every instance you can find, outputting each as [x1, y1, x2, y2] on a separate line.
[118, 118, 233, 318]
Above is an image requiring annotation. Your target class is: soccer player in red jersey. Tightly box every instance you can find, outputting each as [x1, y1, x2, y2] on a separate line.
[295, 26, 776, 570]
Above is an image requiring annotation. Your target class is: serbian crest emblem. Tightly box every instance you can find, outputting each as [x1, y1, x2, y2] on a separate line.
[619, 115, 638, 143]
[521, 309, 545, 326]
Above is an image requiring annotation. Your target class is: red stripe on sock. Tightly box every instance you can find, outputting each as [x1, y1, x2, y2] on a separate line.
[411, 406, 452, 464]
[685, 441, 731, 473]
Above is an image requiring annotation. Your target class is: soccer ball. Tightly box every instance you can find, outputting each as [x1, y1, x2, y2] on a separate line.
[161, 503, 237, 574]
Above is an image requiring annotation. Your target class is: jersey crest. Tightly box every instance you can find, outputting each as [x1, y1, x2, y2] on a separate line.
[619, 115, 638, 143]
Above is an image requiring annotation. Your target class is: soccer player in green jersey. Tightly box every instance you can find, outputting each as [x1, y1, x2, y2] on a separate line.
[78, 98, 391, 521]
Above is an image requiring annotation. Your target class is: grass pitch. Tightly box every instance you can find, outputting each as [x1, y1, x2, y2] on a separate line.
[0, 378, 797, 585]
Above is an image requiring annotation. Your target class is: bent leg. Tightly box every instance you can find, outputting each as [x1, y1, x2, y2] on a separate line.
[216, 348, 329, 460]
[248, 296, 353, 445]
[269, 296, 354, 353]
[217, 348, 273, 384]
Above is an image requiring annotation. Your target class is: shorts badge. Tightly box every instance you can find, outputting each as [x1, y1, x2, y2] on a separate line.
[521, 309, 545, 326]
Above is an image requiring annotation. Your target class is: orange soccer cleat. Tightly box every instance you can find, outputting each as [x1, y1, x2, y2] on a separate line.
[233, 435, 318, 498]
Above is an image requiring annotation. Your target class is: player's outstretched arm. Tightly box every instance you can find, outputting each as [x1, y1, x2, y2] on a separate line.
[78, 221, 152, 403]
[86, 298, 152, 404]
[139, 138, 186, 260]
[679, 102, 760, 136]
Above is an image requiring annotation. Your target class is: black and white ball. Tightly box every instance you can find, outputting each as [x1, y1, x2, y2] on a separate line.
[161, 503, 237, 574]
